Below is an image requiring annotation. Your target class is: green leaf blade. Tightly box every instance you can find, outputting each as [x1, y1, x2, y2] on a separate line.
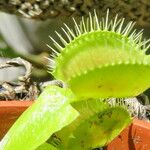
[36, 143, 58, 150]
[0, 86, 79, 150]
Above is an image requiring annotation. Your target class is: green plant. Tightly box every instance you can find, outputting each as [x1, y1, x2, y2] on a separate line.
[0, 10, 150, 150]
[50, 10, 150, 99]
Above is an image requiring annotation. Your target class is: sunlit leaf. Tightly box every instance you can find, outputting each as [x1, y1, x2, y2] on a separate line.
[0, 86, 79, 150]
[36, 142, 57, 150]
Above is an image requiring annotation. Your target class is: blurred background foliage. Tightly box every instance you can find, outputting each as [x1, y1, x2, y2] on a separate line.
[0, 0, 149, 83]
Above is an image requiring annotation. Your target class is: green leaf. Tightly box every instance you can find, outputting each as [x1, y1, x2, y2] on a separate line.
[36, 143, 57, 150]
[50, 99, 131, 149]
[0, 86, 79, 150]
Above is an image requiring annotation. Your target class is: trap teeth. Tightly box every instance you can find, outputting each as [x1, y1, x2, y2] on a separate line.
[111, 62, 116, 66]
[129, 59, 136, 64]
[118, 60, 122, 65]
[104, 63, 109, 67]
[83, 70, 88, 75]
[124, 61, 130, 65]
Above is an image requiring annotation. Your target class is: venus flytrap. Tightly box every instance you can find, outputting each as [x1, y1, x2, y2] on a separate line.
[48, 10, 150, 99]
[0, 10, 150, 150]
[48, 99, 131, 150]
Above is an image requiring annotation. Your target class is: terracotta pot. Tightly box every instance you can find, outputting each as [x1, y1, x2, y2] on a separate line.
[106, 119, 150, 150]
[0, 101, 34, 140]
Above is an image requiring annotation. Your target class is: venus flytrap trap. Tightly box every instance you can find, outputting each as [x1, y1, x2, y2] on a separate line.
[48, 10, 150, 99]
[48, 99, 131, 150]
[0, 10, 150, 150]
